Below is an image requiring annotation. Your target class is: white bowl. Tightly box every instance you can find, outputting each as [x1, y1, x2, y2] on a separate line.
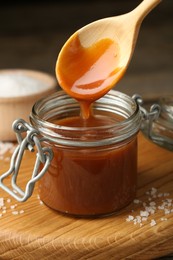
[0, 69, 57, 141]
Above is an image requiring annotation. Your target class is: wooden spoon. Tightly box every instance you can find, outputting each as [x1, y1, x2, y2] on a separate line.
[56, 0, 162, 102]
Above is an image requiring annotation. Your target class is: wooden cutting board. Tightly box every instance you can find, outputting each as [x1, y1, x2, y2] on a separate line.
[0, 132, 173, 260]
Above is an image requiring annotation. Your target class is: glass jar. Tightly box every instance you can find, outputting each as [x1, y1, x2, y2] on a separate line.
[29, 89, 141, 217]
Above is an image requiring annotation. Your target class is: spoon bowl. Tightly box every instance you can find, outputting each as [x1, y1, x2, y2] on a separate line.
[56, 0, 161, 102]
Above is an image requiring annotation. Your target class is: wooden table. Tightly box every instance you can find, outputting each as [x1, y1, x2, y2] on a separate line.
[0, 132, 173, 259]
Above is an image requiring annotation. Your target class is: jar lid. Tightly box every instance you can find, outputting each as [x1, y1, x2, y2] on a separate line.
[141, 96, 173, 151]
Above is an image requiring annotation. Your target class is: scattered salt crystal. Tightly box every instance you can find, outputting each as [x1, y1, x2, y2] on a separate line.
[164, 209, 171, 215]
[7, 199, 11, 203]
[140, 210, 149, 217]
[133, 219, 137, 225]
[164, 193, 170, 197]
[12, 211, 19, 215]
[167, 199, 172, 203]
[149, 201, 156, 207]
[10, 205, 16, 209]
[161, 217, 167, 221]
[145, 206, 154, 214]
[0, 198, 4, 207]
[19, 210, 24, 214]
[39, 200, 43, 205]
[126, 215, 134, 222]
[0, 142, 15, 156]
[151, 187, 157, 195]
[133, 199, 140, 204]
[151, 187, 157, 192]
[150, 209, 156, 215]
[150, 219, 156, 227]
[158, 205, 164, 210]
[126, 187, 173, 228]
[136, 216, 142, 223]
[158, 193, 163, 198]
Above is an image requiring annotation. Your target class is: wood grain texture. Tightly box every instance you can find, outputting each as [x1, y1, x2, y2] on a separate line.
[0, 132, 173, 259]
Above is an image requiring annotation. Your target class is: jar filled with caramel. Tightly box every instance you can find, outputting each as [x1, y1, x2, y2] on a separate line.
[30, 89, 141, 217]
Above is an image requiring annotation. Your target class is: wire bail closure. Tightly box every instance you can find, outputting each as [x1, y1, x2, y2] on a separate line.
[0, 119, 53, 202]
[132, 94, 163, 147]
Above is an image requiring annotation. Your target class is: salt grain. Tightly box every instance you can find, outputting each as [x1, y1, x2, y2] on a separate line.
[150, 219, 156, 226]
[10, 205, 16, 209]
[149, 201, 156, 207]
[0, 198, 4, 207]
[151, 187, 157, 195]
[167, 199, 172, 203]
[164, 193, 170, 197]
[140, 210, 149, 217]
[158, 193, 163, 198]
[126, 215, 134, 222]
[12, 211, 19, 215]
[158, 205, 164, 210]
[161, 217, 167, 221]
[164, 209, 171, 215]
[133, 199, 140, 204]
[136, 216, 142, 223]
[0, 142, 15, 155]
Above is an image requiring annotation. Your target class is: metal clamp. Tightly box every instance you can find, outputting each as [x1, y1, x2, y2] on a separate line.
[133, 94, 173, 151]
[133, 94, 161, 136]
[0, 119, 53, 202]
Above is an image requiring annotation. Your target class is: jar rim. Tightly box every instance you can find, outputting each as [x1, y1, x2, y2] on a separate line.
[30, 90, 141, 147]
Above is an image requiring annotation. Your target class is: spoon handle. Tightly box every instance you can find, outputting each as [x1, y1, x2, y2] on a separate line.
[132, 0, 162, 24]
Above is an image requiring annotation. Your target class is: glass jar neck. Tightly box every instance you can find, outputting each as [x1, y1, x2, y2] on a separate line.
[30, 90, 141, 147]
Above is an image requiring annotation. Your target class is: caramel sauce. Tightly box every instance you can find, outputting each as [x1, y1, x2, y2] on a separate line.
[56, 34, 125, 119]
[39, 114, 137, 216]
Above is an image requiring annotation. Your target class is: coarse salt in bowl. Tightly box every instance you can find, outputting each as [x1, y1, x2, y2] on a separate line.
[0, 69, 57, 141]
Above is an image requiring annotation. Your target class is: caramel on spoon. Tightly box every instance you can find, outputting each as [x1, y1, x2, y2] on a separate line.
[56, 0, 161, 112]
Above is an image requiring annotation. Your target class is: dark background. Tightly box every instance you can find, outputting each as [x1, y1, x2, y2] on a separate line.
[0, 0, 172, 100]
